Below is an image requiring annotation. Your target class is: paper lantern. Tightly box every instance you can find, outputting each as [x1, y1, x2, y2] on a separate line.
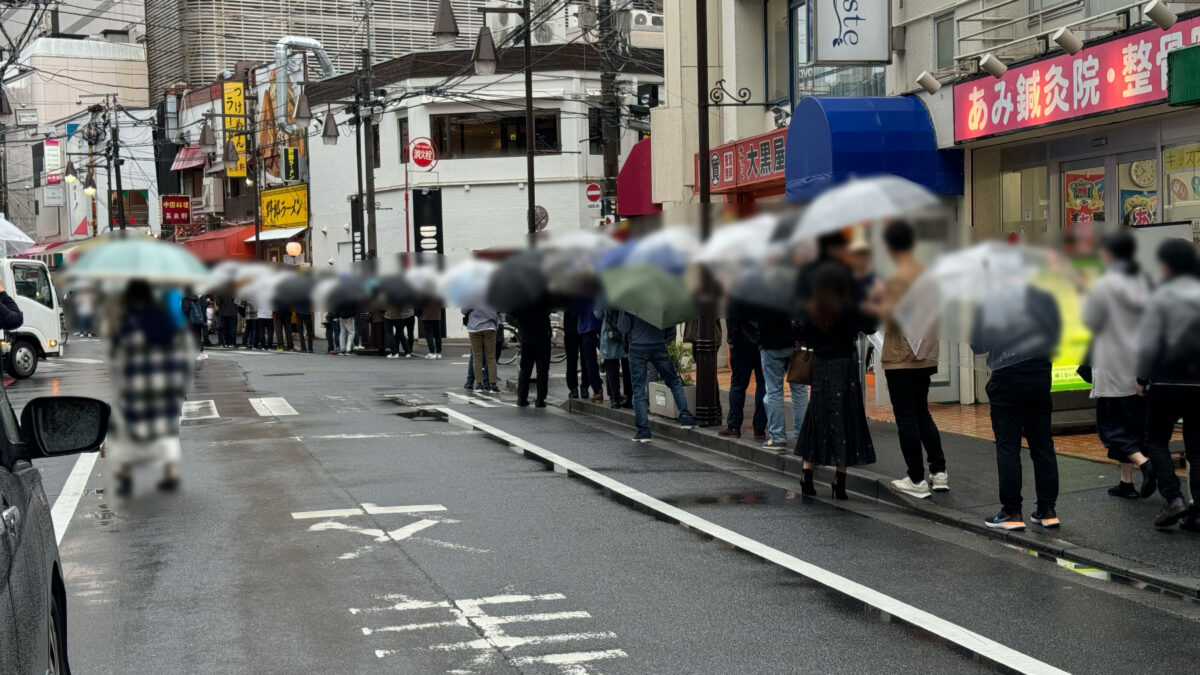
[286, 241, 302, 257]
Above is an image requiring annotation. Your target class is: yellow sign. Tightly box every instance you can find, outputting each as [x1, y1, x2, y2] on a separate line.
[223, 82, 247, 177]
[260, 184, 309, 230]
[1164, 143, 1200, 172]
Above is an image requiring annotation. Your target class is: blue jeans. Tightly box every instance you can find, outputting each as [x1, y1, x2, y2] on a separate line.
[629, 344, 695, 438]
[761, 347, 809, 443]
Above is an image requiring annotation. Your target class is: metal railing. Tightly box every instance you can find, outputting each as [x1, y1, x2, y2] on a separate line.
[955, 0, 1141, 64]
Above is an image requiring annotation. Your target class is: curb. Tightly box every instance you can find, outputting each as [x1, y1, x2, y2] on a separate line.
[567, 399, 1200, 600]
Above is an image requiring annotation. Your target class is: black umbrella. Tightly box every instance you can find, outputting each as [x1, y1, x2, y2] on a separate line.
[327, 279, 367, 318]
[486, 250, 548, 313]
[728, 264, 799, 314]
[376, 273, 417, 308]
[273, 274, 314, 312]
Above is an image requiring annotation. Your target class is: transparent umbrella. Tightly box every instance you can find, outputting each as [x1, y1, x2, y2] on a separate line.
[438, 259, 496, 309]
[694, 216, 777, 288]
[790, 176, 940, 243]
[626, 227, 700, 275]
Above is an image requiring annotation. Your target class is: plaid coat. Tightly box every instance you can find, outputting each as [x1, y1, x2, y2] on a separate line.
[109, 312, 195, 443]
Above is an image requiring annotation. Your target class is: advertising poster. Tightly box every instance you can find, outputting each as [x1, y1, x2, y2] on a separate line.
[1119, 189, 1157, 225]
[1037, 271, 1094, 393]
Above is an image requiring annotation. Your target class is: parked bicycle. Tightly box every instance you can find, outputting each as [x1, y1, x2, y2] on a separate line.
[498, 312, 567, 365]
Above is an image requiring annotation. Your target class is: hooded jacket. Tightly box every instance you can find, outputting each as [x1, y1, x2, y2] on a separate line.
[1136, 274, 1200, 385]
[1082, 264, 1150, 397]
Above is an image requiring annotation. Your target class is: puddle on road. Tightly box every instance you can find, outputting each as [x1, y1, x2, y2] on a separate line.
[660, 490, 798, 507]
[1005, 544, 1200, 604]
[87, 503, 116, 525]
[395, 408, 448, 423]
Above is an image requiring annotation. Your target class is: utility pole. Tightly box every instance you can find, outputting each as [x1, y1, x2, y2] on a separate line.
[692, 0, 720, 427]
[522, 0, 536, 242]
[597, 0, 621, 221]
[110, 97, 127, 231]
[361, 47, 378, 260]
[0, 123, 7, 217]
[247, 79, 262, 260]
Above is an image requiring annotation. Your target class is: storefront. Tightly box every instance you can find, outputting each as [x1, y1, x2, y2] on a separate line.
[694, 127, 790, 212]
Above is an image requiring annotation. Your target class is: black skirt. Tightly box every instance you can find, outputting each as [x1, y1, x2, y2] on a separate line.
[795, 355, 876, 467]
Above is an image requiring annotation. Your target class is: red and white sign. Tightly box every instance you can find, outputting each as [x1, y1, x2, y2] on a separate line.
[408, 138, 438, 170]
[161, 194, 192, 226]
[586, 183, 602, 202]
[693, 127, 788, 194]
[954, 16, 1200, 143]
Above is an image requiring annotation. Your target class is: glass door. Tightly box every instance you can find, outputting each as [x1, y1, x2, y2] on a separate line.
[1061, 158, 1106, 256]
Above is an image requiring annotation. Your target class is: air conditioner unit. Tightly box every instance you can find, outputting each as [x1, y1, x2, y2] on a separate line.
[201, 176, 223, 213]
[629, 9, 662, 32]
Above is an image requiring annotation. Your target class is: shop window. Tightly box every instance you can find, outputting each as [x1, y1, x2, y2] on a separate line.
[430, 111, 562, 159]
[1163, 142, 1200, 223]
[371, 123, 381, 169]
[934, 14, 954, 70]
[1117, 158, 1157, 225]
[766, 0, 789, 102]
[588, 108, 603, 155]
[398, 118, 409, 164]
[790, 1, 885, 103]
[1063, 165, 1105, 254]
[1001, 166, 1048, 235]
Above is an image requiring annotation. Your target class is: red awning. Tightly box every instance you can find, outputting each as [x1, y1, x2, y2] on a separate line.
[181, 225, 256, 263]
[617, 138, 660, 218]
[170, 144, 207, 172]
[16, 241, 66, 258]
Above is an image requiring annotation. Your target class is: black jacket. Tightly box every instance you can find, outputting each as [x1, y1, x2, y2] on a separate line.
[0, 291, 24, 330]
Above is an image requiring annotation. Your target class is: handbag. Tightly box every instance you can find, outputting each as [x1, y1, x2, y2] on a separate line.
[1076, 342, 1093, 384]
[786, 347, 813, 385]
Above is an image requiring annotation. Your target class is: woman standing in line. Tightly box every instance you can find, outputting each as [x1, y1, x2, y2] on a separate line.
[795, 261, 878, 499]
[1083, 232, 1156, 498]
[421, 297, 443, 358]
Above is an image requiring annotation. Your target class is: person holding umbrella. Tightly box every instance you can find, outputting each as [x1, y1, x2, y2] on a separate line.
[618, 310, 695, 441]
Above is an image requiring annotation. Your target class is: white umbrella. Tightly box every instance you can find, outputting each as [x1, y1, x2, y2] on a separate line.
[0, 214, 33, 257]
[405, 265, 440, 296]
[438, 259, 495, 309]
[626, 226, 700, 274]
[544, 230, 618, 254]
[694, 215, 776, 287]
[790, 176, 940, 243]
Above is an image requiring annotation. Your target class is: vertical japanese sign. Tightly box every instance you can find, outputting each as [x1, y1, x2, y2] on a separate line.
[953, 15, 1200, 142]
[44, 139, 61, 181]
[260, 184, 309, 230]
[223, 82, 247, 177]
[282, 147, 300, 181]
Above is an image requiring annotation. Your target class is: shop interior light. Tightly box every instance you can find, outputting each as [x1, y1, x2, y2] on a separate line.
[916, 71, 942, 94]
[1052, 26, 1083, 55]
[286, 241, 302, 257]
[1144, 0, 1177, 30]
[979, 53, 1008, 78]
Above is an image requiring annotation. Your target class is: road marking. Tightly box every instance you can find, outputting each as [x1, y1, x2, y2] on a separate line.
[387, 519, 439, 541]
[433, 406, 1070, 675]
[58, 357, 105, 364]
[445, 391, 495, 407]
[510, 649, 628, 667]
[181, 400, 219, 420]
[320, 395, 369, 413]
[249, 396, 298, 416]
[51, 452, 97, 545]
[473, 393, 515, 407]
[292, 508, 364, 520]
[362, 503, 447, 515]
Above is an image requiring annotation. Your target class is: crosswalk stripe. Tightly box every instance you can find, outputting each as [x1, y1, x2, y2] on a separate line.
[445, 391, 495, 407]
[181, 400, 219, 420]
[249, 396, 299, 416]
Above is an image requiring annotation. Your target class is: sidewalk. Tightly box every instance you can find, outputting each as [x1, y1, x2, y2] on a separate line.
[568, 386, 1200, 599]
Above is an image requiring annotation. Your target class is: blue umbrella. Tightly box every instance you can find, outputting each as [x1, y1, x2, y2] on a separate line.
[595, 240, 637, 271]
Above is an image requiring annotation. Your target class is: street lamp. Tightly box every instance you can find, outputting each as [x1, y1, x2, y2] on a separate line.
[321, 108, 339, 146]
[199, 121, 216, 153]
[82, 172, 96, 197]
[471, 27, 498, 76]
[433, 0, 460, 48]
[223, 138, 239, 165]
[293, 91, 313, 128]
[63, 160, 77, 184]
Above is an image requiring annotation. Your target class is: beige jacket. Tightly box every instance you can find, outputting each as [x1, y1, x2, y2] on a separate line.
[881, 259, 938, 370]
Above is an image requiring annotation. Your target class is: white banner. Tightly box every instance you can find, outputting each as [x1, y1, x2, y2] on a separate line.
[43, 185, 64, 207]
[810, 0, 891, 65]
[44, 139, 61, 173]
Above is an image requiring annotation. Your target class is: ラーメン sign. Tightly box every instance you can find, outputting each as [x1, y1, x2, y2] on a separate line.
[260, 184, 309, 230]
[953, 15, 1200, 142]
[810, 0, 891, 65]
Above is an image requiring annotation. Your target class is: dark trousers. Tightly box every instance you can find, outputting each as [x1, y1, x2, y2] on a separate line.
[296, 314, 314, 352]
[727, 342, 766, 433]
[1144, 385, 1200, 503]
[986, 366, 1058, 512]
[578, 331, 602, 396]
[220, 316, 237, 346]
[564, 331, 586, 395]
[423, 319, 442, 354]
[605, 357, 632, 404]
[192, 324, 206, 350]
[327, 320, 340, 352]
[243, 318, 258, 348]
[274, 314, 294, 350]
[885, 367, 946, 483]
[385, 318, 415, 355]
[258, 318, 274, 348]
[518, 336, 551, 404]
[1096, 395, 1145, 462]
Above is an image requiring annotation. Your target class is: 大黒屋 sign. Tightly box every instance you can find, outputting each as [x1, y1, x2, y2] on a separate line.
[953, 15, 1200, 142]
[693, 128, 788, 194]
[260, 184, 308, 230]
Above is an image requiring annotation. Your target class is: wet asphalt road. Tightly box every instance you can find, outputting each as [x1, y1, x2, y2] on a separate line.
[21, 339, 1200, 674]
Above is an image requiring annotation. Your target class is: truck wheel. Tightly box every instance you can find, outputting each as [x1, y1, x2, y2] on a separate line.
[6, 338, 38, 379]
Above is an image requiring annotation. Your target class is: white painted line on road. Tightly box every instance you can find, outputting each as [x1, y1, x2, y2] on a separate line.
[292, 508, 363, 519]
[451, 361, 468, 365]
[471, 611, 591, 628]
[181, 400, 219, 420]
[387, 519, 439, 541]
[58, 357, 105, 364]
[474, 393, 515, 407]
[249, 396, 298, 416]
[363, 619, 468, 635]
[432, 406, 1070, 675]
[510, 649, 628, 667]
[429, 632, 615, 652]
[51, 452, 97, 545]
[445, 391, 496, 407]
[362, 503, 447, 515]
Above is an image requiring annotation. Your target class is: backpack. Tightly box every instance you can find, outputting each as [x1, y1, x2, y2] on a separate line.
[186, 297, 205, 326]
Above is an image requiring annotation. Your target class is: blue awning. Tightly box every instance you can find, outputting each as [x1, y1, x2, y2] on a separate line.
[785, 96, 963, 204]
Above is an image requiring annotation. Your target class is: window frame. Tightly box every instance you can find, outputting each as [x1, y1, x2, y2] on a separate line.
[429, 110, 563, 160]
[933, 12, 955, 72]
[12, 263, 54, 310]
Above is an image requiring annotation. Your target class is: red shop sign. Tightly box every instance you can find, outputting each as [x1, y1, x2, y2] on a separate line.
[161, 194, 192, 225]
[409, 138, 438, 170]
[953, 16, 1200, 143]
[693, 127, 788, 194]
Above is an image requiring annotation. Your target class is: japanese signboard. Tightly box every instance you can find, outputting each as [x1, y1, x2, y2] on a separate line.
[953, 15, 1200, 143]
[42, 186, 64, 207]
[810, 0, 891, 64]
[409, 138, 438, 170]
[260, 184, 309, 230]
[161, 195, 192, 226]
[693, 128, 788, 194]
[282, 147, 300, 181]
[223, 82, 247, 177]
[44, 138, 61, 173]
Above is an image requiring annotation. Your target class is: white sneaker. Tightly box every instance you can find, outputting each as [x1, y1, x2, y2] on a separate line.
[929, 472, 950, 492]
[405, 353, 414, 358]
[425, 353, 437, 360]
[436, 354, 443, 359]
[890, 476, 932, 499]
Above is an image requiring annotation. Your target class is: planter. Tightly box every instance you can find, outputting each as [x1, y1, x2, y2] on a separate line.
[648, 382, 697, 419]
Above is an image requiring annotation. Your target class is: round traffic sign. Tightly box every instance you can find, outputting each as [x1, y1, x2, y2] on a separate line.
[534, 205, 549, 231]
[409, 138, 438, 170]
[585, 183, 602, 202]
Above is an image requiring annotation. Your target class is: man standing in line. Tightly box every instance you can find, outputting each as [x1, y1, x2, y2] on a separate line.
[576, 299, 605, 403]
[720, 297, 766, 441]
[877, 221, 947, 499]
[512, 302, 552, 407]
[217, 294, 239, 348]
[465, 304, 501, 395]
[619, 311, 695, 442]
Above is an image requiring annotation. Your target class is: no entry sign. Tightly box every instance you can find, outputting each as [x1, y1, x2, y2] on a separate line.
[586, 183, 602, 202]
[409, 138, 438, 170]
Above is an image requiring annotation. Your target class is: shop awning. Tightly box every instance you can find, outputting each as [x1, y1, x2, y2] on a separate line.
[785, 96, 963, 204]
[170, 144, 207, 171]
[15, 241, 65, 258]
[245, 226, 307, 243]
[181, 224, 256, 263]
[617, 138, 661, 218]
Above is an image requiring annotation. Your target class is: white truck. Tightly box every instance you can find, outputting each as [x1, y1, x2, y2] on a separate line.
[0, 259, 64, 379]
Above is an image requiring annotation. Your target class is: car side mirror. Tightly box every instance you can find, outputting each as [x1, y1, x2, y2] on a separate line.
[20, 397, 110, 458]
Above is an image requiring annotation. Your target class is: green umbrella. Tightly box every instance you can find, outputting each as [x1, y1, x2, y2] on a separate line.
[600, 264, 696, 329]
[66, 237, 210, 285]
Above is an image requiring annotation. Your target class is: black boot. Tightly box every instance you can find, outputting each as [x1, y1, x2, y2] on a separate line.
[1138, 462, 1158, 499]
[800, 469, 816, 497]
[1181, 506, 1200, 534]
[1107, 481, 1139, 499]
[832, 472, 848, 500]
